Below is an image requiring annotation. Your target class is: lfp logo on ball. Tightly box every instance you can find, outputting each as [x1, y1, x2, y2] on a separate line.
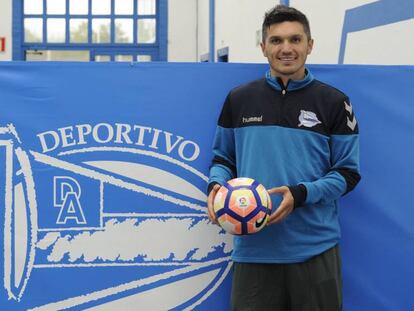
[0, 122, 232, 310]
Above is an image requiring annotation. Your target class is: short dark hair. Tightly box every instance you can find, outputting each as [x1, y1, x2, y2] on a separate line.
[262, 5, 311, 42]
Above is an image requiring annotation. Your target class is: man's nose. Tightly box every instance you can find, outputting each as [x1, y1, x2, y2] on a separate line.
[280, 41, 293, 53]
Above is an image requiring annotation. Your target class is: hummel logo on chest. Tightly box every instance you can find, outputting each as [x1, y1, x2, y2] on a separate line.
[242, 115, 263, 123]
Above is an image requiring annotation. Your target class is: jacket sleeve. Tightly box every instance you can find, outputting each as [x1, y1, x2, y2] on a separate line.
[208, 94, 237, 193]
[300, 96, 361, 205]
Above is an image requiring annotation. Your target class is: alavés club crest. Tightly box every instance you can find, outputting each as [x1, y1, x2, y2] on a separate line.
[0, 122, 232, 310]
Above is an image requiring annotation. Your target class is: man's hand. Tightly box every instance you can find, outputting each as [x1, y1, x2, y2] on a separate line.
[207, 184, 221, 225]
[267, 186, 294, 225]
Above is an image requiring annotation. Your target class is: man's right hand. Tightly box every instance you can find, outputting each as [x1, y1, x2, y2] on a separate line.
[207, 184, 221, 225]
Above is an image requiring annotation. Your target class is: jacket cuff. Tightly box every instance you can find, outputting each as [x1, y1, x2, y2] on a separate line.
[288, 184, 307, 208]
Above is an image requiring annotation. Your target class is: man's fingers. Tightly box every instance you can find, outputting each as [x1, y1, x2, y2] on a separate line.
[212, 183, 221, 192]
[268, 209, 289, 225]
[207, 208, 218, 224]
[207, 184, 221, 206]
[207, 206, 218, 224]
[267, 203, 288, 225]
[207, 184, 221, 224]
[267, 186, 288, 195]
[267, 210, 281, 225]
[267, 188, 294, 225]
[266, 185, 295, 225]
[207, 208, 219, 224]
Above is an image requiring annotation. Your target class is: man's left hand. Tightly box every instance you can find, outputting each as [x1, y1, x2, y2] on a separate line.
[267, 186, 294, 225]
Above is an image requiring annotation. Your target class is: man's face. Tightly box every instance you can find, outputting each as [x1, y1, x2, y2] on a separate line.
[261, 21, 313, 81]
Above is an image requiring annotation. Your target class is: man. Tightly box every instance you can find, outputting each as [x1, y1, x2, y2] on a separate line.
[207, 5, 361, 311]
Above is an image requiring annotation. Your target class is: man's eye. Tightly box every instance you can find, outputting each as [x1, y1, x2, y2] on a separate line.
[291, 37, 301, 43]
[270, 38, 281, 44]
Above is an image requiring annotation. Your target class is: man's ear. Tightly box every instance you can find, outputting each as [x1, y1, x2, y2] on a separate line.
[307, 39, 314, 55]
[260, 42, 267, 57]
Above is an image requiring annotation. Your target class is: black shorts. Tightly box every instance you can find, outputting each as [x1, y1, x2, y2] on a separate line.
[231, 245, 342, 311]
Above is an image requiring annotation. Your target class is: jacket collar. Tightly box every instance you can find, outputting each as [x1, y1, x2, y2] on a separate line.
[265, 68, 314, 92]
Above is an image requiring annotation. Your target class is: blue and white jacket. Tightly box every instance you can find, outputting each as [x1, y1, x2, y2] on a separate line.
[208, 69, 361, 263]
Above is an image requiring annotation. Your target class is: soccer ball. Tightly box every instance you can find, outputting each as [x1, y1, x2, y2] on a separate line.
[213, 177, 272, 235]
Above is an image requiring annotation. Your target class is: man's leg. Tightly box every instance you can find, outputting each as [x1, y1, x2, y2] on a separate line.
[286, 245, 342, 311]
[231, 262, 288, 311]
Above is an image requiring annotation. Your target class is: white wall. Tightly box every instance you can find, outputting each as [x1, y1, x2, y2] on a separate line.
[291, 0, 345, 64]
[0, 0, 12, 61]
[167, 0, 210, 62]
[344, 18, 414, 65]
[196, 0, 210, 61]
[214, 0, 274, 63]
[167, 0, 197, 62]
[291, 0, 414, 64]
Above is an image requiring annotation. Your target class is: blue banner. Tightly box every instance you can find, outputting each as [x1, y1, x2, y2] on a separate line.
[0, 63, 413, 310]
